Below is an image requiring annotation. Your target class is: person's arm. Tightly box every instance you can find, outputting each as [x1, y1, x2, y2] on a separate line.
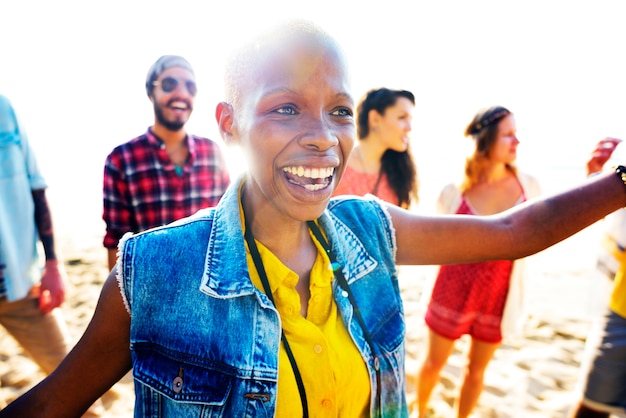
[103, 153, 130, 271]
[393, 169, 626, 266]
[107, 248, 118, 272]
[31, 188, 65, 313]
[0, 269, 132, 417]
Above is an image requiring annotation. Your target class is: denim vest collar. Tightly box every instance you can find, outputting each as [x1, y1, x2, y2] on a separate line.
[200, 176, 382, 299]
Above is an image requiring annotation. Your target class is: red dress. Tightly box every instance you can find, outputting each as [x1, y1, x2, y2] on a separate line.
[424, 197, 519, 343]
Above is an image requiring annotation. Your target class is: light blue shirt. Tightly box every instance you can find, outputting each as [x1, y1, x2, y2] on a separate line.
[0, 95, 47, 300]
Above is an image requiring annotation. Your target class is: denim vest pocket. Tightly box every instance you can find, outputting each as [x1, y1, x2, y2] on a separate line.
[373, 303, 405, 353]
[133, 343, 233, 405]
[132, 342, 278, 417]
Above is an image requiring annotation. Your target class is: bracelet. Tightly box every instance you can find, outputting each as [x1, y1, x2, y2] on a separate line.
[615, 165, 626, 192]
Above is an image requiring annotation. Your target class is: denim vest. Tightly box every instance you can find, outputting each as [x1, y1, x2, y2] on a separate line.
[118, 179, 407, 417]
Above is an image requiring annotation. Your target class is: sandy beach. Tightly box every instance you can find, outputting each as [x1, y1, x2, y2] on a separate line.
[0, 213, 612, 417]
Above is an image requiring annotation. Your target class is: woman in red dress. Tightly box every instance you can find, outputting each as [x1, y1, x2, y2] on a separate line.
[416, 106, 541, 418]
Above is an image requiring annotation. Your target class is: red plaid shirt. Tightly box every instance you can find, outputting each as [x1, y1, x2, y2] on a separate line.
[102, 129, 230, 248]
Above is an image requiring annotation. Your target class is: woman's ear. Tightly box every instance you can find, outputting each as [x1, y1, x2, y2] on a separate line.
[368, 109, 381, 131]
[215, 102, 237, 145]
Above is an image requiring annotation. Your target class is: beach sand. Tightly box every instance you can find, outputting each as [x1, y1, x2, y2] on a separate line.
[0, 219, 611, 417]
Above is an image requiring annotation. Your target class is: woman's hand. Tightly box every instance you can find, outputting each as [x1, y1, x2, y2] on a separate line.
[587, 137, 622, 176]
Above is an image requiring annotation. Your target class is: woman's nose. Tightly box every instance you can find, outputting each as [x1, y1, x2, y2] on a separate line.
[299, 117, 340, 150]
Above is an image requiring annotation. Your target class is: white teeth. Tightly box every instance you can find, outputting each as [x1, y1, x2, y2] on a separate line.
[304, 183, 327, 191]
[171, 101, 187, 110]
[282, 166, 335, 179]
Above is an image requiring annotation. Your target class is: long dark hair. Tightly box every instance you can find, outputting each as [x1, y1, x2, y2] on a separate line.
[356, 88, 418, 207]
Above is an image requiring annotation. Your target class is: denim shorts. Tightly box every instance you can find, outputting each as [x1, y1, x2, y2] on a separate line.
[580, 309, 626, 413]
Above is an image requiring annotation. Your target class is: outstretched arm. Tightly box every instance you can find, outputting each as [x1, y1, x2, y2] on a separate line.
[0, 269, 132, 418]
[393, 169, 626, 266]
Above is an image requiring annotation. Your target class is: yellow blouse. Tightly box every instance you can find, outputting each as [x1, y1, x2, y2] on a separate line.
[611, 265, 626, 318]
[244, 225, 370, 417]
[600, 230, 626, 317]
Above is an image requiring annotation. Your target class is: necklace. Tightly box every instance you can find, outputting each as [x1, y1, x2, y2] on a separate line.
[165, 139, 189, 169]
[355, 146, 383, 195]
[354, 146, 367, 173]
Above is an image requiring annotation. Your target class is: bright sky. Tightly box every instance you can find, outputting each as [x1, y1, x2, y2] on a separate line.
[2, 0, 626, 247]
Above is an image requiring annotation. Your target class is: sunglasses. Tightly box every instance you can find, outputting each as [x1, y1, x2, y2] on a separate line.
[153, 77, 197, 96]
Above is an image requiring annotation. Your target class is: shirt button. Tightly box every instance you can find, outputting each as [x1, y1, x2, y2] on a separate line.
[172, 376, 183, 393]
[313, 344, 323, 354]
[322, 399, 333, 409]
[312, 294, 321, 303]
[341, 290, 348, 298]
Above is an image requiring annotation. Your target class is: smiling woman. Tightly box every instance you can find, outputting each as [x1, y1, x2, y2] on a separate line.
[217, 21, 355, 223]
[333, 87, 419, 208]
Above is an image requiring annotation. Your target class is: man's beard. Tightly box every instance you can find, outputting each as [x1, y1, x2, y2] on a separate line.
[154, 102, 188, 132]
